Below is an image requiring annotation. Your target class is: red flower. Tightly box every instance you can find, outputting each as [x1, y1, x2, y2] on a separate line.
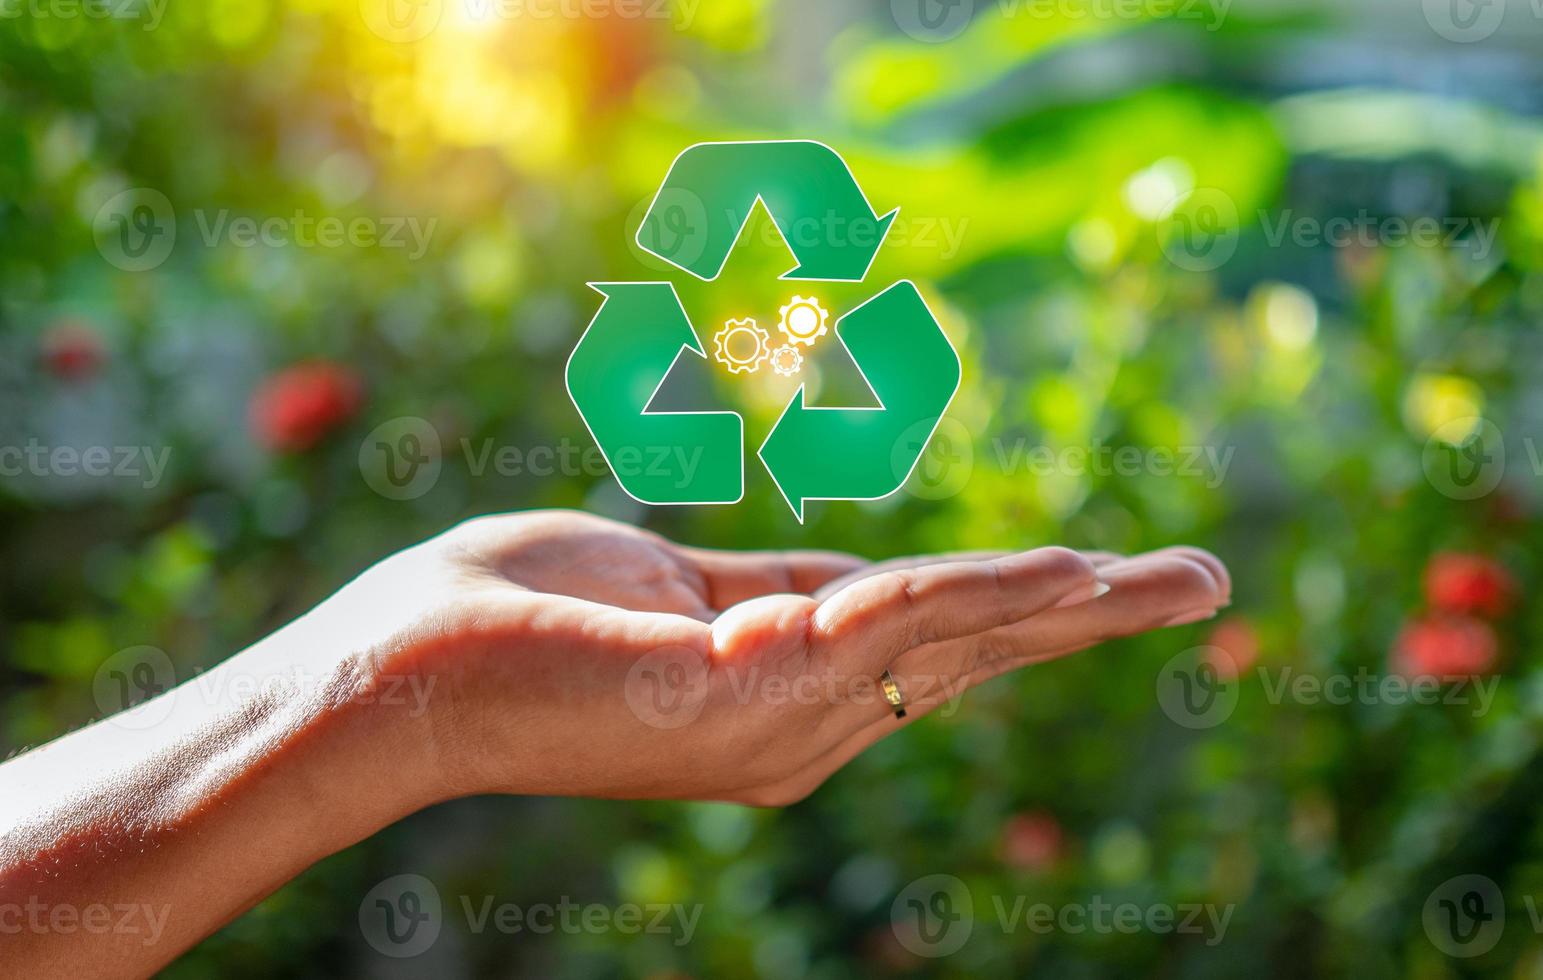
[1001, 810, 1063, 872]
[1205, 615, 1259, 680]
[248, 361, 363, 452]
[1392, 615, 1499, 680]
[1425, 553, 1515, 618]
[40, 319, 105, 381]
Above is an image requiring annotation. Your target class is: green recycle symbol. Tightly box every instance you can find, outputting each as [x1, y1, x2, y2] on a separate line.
[567, 140, 961, 522]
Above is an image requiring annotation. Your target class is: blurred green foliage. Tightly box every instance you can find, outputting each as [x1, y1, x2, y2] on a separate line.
[5, 0, 1543, 976]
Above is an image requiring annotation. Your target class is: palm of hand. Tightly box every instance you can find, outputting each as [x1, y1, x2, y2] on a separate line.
[379, 511, 1227, 806]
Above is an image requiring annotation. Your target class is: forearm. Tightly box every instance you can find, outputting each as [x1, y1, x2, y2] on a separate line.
[0, 622, 440, 978]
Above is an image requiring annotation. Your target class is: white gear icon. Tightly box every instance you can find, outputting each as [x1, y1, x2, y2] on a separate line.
[712, 318, 770, 374]
[769, 345, 804, 377]
[777, 296, 830, 347]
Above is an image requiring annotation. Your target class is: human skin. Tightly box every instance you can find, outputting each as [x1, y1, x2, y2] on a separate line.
[0, 509, 1229, 977]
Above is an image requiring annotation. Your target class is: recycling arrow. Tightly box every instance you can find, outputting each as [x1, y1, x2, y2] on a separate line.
[638, 140, 898, 282]
[573, 141, 961, 521]
[758, 280, 960, 521]
[566, 282, 743, 505]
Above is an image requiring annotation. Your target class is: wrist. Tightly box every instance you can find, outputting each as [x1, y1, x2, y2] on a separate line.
[236, 619, 453, 846]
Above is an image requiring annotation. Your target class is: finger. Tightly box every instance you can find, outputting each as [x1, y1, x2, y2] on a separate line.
[679, 547, 868, 610]
[937, 552, 1225, 673]
[468, 590, 715, 661]
[811, 550, 1006, 601]
[811, 549, 1130, 602]
[812, 547, 1103, 672]
[1140, 546, 1230, 600]
[751, 554, 1227, 803]
[829, 552, 1223, 737]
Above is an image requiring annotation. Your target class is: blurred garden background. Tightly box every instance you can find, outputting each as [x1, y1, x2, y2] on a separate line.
[5, 0, 1543, 974]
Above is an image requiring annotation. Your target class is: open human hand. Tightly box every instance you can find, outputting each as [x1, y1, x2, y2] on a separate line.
[361, 510, 1232, 806]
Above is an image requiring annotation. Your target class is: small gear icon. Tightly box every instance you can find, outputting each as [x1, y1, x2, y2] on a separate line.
[777, 296, 830, 347]
[712, 318, 770, 374]
[769, 345, 804, 377]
